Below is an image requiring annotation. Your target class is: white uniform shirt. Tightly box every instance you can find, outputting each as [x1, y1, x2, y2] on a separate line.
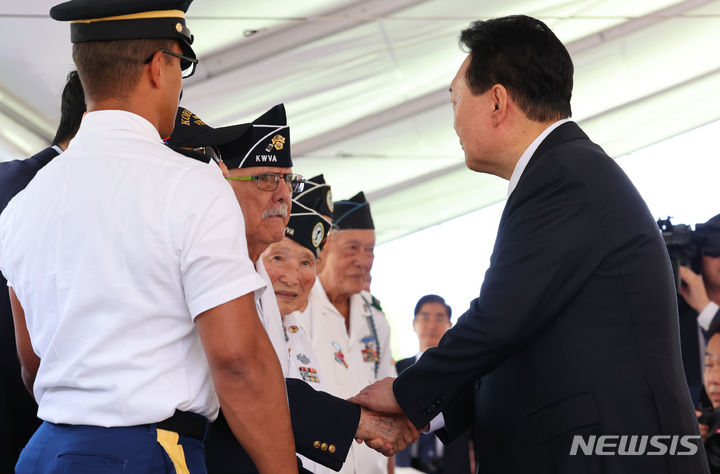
[0, 110, 265, 427]
[307, 280, 396, 474]
[284, 306, 335, 474]
[254, 258, 290, 376]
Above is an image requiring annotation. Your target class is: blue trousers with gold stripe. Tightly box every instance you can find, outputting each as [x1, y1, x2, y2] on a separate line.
[15, 421, 207, 473]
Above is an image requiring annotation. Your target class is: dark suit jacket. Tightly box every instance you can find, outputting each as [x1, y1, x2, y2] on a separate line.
[392, 122, 709, 474]
[678, 300, 704, 406]
[0, 146, 58, 472]
[205, 378, 360, 473]
[396, 356, 473, 474]
[395, 356, 415, 376]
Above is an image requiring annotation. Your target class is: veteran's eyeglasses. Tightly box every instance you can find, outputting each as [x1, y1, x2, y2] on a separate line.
[226, 173, 305, 193]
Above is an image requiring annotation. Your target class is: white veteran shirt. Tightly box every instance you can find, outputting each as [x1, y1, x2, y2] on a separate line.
[0, 110, 265, 427]
[307, 280, 396, 474]
[284, 306, 335, 474]
[254, 258, 290, 376]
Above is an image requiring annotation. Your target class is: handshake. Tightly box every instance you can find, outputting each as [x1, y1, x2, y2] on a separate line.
[349, 377, 420, 457]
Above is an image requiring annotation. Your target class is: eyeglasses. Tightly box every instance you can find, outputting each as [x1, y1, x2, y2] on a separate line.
[193, 146, 222, 164]
[144, 49, 198, 78]
[226, 173, 305, 193]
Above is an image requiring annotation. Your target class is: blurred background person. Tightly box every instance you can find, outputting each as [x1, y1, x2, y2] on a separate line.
[698, 327, 720, 473]
[395, 295, 473, 474]
[666, 214, 720, 406]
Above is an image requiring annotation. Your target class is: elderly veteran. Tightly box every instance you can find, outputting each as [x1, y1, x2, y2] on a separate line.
[262, 190, 337, 474]
[294, 174, 333, 273]
[167, 105, 416, 474]
[0, 1, 296, 473]
[308, 191, 396, 474]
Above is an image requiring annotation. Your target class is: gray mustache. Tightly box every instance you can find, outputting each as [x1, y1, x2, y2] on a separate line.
[262, 203, 289, 219]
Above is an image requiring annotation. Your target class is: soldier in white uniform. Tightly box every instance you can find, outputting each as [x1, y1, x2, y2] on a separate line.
[0, 2, 297, 473]
[310, 191, 397, 474]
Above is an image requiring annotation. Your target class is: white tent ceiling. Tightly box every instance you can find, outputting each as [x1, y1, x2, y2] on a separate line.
[1, 0, 719, 243]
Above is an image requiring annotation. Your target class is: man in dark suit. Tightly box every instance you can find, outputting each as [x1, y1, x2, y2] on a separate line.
[0, 70, 85, 472]
[395, 295, 472, 474]
[352, 15, 708, 474]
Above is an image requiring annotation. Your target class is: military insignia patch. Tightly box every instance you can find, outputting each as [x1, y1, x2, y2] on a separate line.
[326, 190, 333, 213]
[299, 366, 320, 383]
[296, 353, 311, 364]
[333, 341, 348, 368]
[311, 222, 324, 248]
[361, 336, 379, 363]
[271, 134, 286, 151]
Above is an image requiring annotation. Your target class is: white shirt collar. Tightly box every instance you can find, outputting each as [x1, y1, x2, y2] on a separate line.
[51, 145, 64, 154]
[79, 110, 162, 141]
[507, 118, 571, 197]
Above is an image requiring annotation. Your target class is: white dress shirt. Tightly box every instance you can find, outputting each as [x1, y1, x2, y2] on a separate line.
[0, 110, 265, 426]
[254, 258, 290, 376]
[507, 118, 571, 197]
[697, 301, 720, 330]
[284, 305, 335, 474]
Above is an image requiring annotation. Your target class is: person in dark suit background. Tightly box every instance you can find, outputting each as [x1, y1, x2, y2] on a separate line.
[352, 14, 708, 474]
[0, 70, 85, 211]
[676, 214, 720, 406]
[0, 70, 85, 472]
[395, 295, 453, 377]
[395, 295, 472, 474]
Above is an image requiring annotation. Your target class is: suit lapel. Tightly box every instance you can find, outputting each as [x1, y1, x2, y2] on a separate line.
[516, 121, 588, 190]
[494, 121, 589, 254]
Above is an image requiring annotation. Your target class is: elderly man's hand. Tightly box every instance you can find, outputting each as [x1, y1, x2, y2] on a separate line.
[678, 266, 711, 313]
[354, 408, 419, 456]
[348, 377, 402, 414]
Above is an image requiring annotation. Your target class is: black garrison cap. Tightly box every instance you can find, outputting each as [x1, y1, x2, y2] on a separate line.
[332, 191, 374, 230]
[293, 174, 333, 219]
[219, 104, 292, 170]
[286, 198, 331, 256]
[165, 107, 253, 159]
[50, 0, 196, 59]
